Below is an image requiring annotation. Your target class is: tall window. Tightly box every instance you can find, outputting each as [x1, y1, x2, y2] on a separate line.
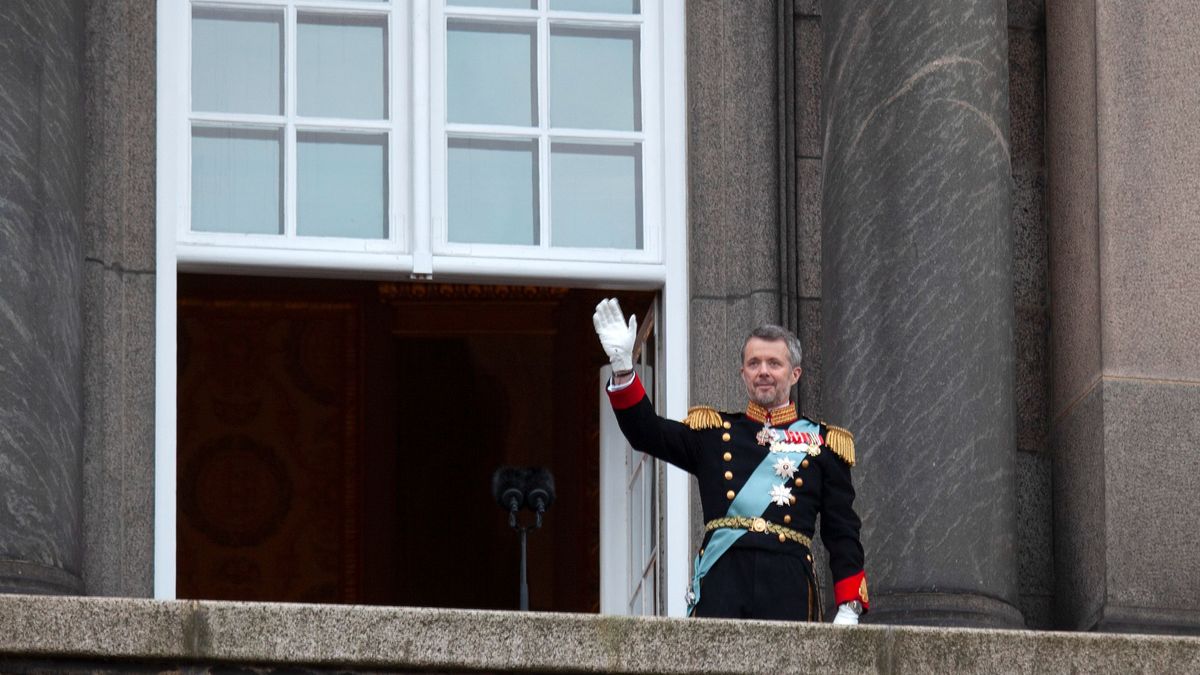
[165, 0, 672, 279]
[158, 0, 690, 613]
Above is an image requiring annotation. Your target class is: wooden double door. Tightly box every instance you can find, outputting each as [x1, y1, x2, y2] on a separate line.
[177, 274, 652, 611]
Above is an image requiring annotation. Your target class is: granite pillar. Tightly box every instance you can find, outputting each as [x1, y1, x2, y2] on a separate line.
[820, 0, 1020, 626]
[687, 0, 782, 411]
[1047, 0, 1200, 634]
[0, 1, 86, 594]
[80, 0, 157, 597]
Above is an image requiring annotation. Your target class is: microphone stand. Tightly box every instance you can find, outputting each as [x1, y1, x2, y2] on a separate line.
[493, 466, 553, 612]
[512, 502, 546, 611]
[519, 522, 529, 611]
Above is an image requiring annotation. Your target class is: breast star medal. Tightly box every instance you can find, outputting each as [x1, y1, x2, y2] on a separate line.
[773, 457, 798, 478]
[769, 483, 793, 507]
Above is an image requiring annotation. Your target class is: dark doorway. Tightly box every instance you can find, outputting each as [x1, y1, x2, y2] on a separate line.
[177, 274, 652, 612]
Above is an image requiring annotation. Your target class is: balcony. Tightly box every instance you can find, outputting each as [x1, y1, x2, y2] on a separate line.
[2, 595, 1199, 673]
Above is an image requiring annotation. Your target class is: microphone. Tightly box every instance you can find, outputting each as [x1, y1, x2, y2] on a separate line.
[525, 467, 555, 528]
[492, 466, 526, 527]
[524, 467, 555, 513]
[491, 465, 557, 611]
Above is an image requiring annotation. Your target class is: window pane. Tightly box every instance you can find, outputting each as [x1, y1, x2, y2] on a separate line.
[448, 0, 535, 7]
[550, 0, 639, 13]
[298, 132, 387, 239]
[298, 14, 387, 119]
[551, 142, 641, 249]
[448, 137, 538, 245]
[447, 21, 536, 126]
[550, 26, 640, 130]
[192, 9, 282, 115]
[192, 127, 282, 234]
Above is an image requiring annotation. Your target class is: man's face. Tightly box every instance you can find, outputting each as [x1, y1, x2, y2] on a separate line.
[740, 337, 802, 409]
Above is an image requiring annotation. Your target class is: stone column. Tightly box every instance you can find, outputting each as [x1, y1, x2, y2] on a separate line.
[1047, 0, 1200, 634]
[80, 0, 158, 598]
[820, 1, 1020, 626]
[0, 1, 86, 594]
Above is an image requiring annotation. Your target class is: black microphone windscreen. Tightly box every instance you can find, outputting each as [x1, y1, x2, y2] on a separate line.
[526, 467, 556, 509]
[492, 466, 526, 508]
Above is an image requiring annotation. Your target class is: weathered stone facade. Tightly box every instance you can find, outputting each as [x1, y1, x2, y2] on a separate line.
[1, 5, 1199, 668]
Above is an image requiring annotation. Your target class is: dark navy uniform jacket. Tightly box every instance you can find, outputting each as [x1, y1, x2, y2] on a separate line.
[608, 373, 870, 611]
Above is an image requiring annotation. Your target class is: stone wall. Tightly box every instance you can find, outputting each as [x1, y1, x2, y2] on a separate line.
[15, 0, 1176, 635]
[1008, 0, 1054, 630]
[687, 0, 783, 415]
[1046, 0, 1200, 634]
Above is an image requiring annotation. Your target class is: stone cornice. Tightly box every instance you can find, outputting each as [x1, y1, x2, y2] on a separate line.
[1, 595, 1200, 673]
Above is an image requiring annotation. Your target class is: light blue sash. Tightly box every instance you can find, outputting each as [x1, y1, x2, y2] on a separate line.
[687, 419, 818, 615]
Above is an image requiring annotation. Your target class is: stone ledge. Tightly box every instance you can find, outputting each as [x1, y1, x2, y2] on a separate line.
[1, 595, 1199, 673]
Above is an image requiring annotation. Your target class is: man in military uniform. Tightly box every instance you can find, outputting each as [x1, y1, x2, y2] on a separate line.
[593, 298, 868, 623]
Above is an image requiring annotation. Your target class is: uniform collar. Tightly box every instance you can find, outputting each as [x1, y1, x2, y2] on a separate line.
[745, 401, 798, 426]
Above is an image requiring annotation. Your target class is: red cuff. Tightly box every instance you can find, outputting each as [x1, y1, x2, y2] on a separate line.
[607, 373, 646, 410]
[834, 570, 869, 611]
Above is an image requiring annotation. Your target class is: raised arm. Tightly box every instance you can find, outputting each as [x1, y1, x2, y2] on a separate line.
[594, 299, 700, 474]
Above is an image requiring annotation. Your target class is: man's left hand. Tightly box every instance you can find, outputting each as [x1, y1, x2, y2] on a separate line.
[832, 603, 860, 625]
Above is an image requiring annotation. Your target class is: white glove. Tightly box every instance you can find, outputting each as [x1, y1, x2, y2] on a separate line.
[592, 298, 637, 373]
[832, 603, 860, 626]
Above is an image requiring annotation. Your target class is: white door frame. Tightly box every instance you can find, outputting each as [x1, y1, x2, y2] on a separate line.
[153, 0, 690, 613]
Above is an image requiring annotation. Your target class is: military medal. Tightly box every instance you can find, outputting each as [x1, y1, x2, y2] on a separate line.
[773, 457, 798, 478]
[756, 425, 778, 446]
[782, 429, 822, 456]
[769, 483, 793, 507]
[784, 430, 822, 444]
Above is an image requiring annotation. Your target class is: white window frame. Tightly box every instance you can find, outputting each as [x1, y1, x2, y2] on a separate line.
[429, 3, 662, 265]
[177, 0, 411, 265]
[155, 0, 691, 617]
[164, 0, 670, 282]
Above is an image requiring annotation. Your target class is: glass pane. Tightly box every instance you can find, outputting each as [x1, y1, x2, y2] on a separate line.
[192, 127, 282, 234]
[448, 137, 538, 245]
[551, 0, 639, 13]
[628, 464, 644, 588]
[550, 26, 640, 130]
[192, 9, 282, 115]
[447, 21, 536, 126]
[551, 142, 641, 248]
[298, 14, 387, 119]
[298, 132, 387, 238]
[448, 0, 535, 7]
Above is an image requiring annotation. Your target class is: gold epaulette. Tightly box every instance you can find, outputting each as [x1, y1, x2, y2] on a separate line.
[823, 424, 856, 466]
[682, 406, 724, 430]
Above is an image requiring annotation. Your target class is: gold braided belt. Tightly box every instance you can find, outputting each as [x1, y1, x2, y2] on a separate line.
[705, 516, 812, 548]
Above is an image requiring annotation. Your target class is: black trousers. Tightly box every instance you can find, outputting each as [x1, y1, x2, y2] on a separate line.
[693, 547, 818, 621]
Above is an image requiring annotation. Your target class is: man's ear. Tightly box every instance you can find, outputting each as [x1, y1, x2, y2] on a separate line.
[791, 366, 802, 386]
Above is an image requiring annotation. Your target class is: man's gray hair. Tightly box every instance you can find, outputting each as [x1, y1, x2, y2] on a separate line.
[742, 325, 803, 368]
